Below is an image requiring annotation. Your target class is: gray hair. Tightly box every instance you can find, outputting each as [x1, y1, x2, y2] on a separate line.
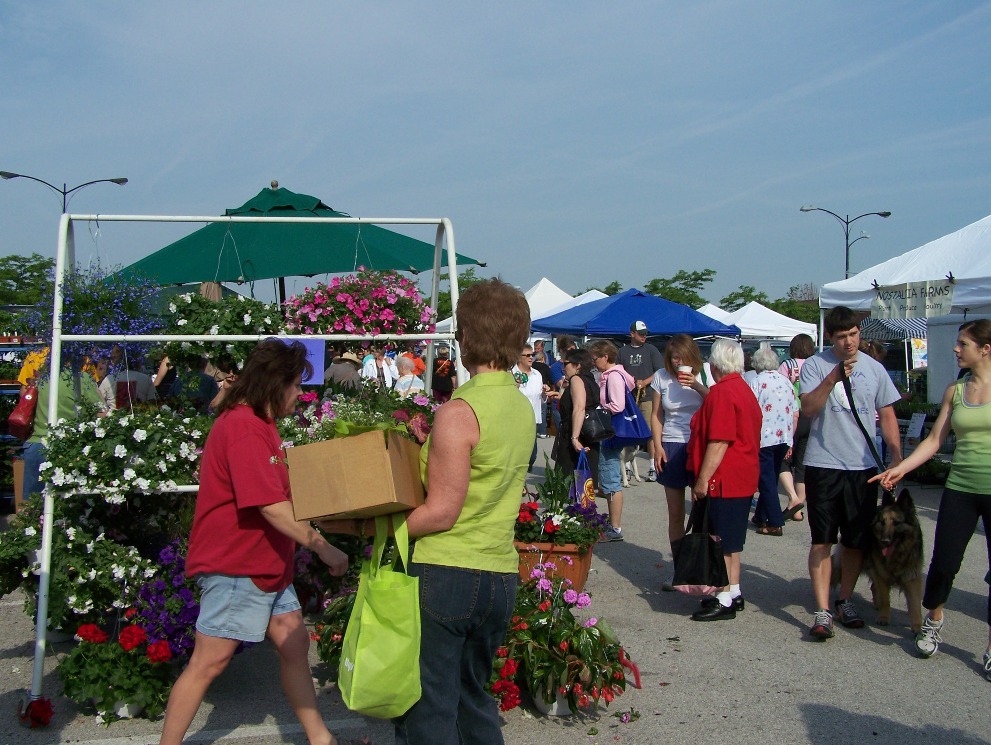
[709, 338, 745, 375]
[751, 341, 780, 373]
[396, 356, 415, 374]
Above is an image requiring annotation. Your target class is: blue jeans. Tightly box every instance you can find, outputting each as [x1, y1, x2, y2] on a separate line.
[394, 564, 518, 745]
[754, 443, 788, 528]
[22, 441, 46, 501]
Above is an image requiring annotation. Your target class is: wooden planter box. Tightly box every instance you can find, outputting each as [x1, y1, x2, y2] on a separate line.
[514, 541, 594, 592]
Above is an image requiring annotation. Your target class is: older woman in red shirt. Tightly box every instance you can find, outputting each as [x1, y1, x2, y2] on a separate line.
[686, 338, 762, 622]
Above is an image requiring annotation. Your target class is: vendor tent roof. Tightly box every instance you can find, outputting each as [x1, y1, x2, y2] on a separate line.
[530, 288, 740, 336]
[697, 303, 732, 321]
[435, 277, 576, 332]
[819, 214, 991, 314]
[859, 317, 927, 340]
[720, 301, 818, 342]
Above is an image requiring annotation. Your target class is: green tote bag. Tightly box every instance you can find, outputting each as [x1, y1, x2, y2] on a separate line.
[338, 513, 422, 718]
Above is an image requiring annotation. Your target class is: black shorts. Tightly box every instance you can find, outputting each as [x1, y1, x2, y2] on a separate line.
[805, 466, 879, 550]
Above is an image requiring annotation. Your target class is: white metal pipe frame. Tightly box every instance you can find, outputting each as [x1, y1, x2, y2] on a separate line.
[29, 212, 465, 701]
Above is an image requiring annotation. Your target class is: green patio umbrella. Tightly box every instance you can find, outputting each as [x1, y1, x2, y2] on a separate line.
[117, 185, 480, 293]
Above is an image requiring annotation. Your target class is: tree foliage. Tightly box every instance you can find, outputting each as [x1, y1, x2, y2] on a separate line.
[580, 280, 622, 296]
[643, 269, 716, 308]
[720, 285, 769, 312]
[0, 253, 55, 331]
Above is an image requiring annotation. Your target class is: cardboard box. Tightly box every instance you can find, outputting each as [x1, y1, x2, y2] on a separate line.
[287, 430, 425, 521]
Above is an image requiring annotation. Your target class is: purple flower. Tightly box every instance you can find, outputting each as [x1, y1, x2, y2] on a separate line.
[537, 578, 552, 593]
[576, 593, 591, 609]
[583, 617, 598, 627]
[563, 589, 579, 605]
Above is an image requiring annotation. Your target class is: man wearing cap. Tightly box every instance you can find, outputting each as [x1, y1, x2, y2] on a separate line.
[323, 351, 363, 390]
[618, 321, 664, 479]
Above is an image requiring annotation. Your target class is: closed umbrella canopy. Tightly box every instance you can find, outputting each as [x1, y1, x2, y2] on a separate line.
[530, 288, 741, 336]
[117, 186, 480, 286]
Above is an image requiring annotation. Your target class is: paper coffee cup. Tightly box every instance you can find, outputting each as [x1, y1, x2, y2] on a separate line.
[677, 364, 693, 386]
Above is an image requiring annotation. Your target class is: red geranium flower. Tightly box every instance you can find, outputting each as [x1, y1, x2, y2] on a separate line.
[75, 624, 108, 644]
[543, 519, 559, 533]
[18, 696, 53, 728]
[499, 658, 518, 679]
[118, 624, 148, 652]
[517, 509, 534, 524]
[123, 608, 138, 619]
[146, 639, 173, 664]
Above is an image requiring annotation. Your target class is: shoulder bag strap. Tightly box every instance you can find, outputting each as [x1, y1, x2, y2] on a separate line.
[839, 365, 886, 472]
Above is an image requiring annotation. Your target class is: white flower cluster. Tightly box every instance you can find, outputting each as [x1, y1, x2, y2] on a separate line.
[40, 408, 209, 503]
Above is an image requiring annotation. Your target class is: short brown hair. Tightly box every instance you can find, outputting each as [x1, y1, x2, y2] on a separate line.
[455, 279, 530, 370]
[587, 339, 618, 364]
[663, 334, 703, 377]
[825, 306, 859, 336]
[565, 347, 593, 374]
[218, 339, 312, 419]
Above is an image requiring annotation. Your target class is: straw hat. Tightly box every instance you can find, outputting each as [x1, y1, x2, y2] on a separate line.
[334, 352, 362, 366]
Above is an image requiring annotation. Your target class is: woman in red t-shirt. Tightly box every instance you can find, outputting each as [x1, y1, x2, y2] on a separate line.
[686, 339, 762, 623]
[161, 340, 355, 745]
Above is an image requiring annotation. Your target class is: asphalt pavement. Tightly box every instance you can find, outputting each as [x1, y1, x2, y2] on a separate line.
[1, 438, 989, 745]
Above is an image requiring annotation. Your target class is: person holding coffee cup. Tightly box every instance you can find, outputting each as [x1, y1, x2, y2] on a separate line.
[649, 334, 712, 590]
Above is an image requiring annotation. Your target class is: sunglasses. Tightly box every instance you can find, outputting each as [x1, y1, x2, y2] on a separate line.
[521, 353, 534, 358]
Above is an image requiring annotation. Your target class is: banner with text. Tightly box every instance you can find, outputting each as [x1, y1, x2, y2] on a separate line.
[871, 280, 954, 319]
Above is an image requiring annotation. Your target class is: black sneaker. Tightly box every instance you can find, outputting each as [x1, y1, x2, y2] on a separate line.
[834, 598, 865, 629]
[809, 609, 834, 640]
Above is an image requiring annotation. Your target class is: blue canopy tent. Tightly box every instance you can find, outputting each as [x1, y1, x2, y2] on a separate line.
[531, 288, 741, 336]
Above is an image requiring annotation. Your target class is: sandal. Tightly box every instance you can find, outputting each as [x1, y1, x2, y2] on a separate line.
[782, 504, 805, 522]
[757, 525, 783, 536]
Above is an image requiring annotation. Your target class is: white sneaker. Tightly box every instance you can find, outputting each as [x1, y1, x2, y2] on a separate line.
[915, 615, 944, 658]
[982, 650, 991, 681]
[647, 468, 656, 482]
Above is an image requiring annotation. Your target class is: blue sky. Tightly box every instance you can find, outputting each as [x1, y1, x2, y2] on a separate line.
[2, 1, 990, 308]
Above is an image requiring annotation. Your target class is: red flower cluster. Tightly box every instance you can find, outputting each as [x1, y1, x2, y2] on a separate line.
[491, 679, 521, 711]
[499, 658, 518, 679]
[542, 518, 559, 534]
[146, 639, 173, 664]
[124, 607, 138, 619]
[18, 696, 54, 728]
[517, 501, 539, 524]
[75, 624, 108, 644]
[118, 624, 148, 652]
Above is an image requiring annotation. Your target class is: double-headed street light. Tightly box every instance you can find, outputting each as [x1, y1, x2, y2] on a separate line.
[1, 171, 128, 213]
[800, 204, 891, 279]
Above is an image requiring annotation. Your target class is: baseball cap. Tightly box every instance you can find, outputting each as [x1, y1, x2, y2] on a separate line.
[631, 321, 648, 333]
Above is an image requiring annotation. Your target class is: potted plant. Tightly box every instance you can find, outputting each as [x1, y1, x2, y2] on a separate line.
[490, 561, 640, 716]
[58, 620, 175, 722]
[514, 463, 608, 592]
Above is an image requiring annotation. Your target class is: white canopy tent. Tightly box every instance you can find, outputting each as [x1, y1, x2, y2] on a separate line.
[700, 301, 817, 343]
[696, 303, 732, 321]
[819, 213, 991, 315]
[436, 276, 573, 333]
[820, 213, 991, 401]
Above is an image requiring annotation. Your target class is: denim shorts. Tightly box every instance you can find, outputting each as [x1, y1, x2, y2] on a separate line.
[657, 441, 691, 489]
[195, 574, 300, 643]
[598, 445, 623, 494]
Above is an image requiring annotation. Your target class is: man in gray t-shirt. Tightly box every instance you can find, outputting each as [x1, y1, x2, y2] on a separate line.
[618, 320, 664, 478]
[799, 307, 902, 641]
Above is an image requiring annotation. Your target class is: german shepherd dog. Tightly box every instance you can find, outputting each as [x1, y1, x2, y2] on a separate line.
[832, 488, 924, 633]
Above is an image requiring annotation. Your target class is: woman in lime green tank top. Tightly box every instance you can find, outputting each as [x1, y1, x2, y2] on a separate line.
[399, 280, 533, 745]
[874, 319, 991, 679]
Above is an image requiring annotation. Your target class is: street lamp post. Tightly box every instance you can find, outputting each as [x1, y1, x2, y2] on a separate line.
[1, 171, 128, 212]
[800, 204, 891, 279]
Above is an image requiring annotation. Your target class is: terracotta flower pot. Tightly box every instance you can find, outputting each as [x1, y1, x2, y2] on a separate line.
[514, 541, 594, 592]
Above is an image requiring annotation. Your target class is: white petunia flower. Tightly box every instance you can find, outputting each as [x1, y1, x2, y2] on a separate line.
[114, 444, 127, 458]
[243, 313, 252, 325]
[169, 303, 177, 313]
[209, 325, 219, 335]
[82, 445, 91, 456]
[176, 318, 188, 326]
[24, 526, 37, 537]
[94, 427, 106, 439]
[123, 468, 137, 480]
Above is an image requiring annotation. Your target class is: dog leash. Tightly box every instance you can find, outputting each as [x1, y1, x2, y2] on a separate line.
[839, 363, 893, 498]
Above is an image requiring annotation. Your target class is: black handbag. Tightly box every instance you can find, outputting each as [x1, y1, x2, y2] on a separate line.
[672, 498, 729, 596]
[581, 405, 615, 442]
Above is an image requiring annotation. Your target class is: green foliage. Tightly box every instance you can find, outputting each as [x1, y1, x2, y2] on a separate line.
[0, 253, 54, 307]
[720, 285, 769, 312]
[432, 267, 486, 320]
[162, 292, 284, 369]
[59, 627, 175, 722]
[643, 269, 716, 308]
[906, 457, 951, 485]
[492, 568, 631, 713]
[766, 297, 820, 325]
